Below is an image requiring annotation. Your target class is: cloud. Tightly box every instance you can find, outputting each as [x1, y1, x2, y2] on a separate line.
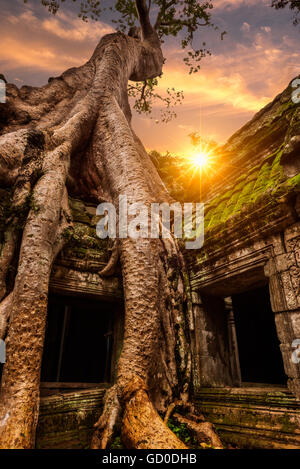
[0, 8, 114, 77]
[241, 22, 251, 33]
[0, 36, 81, 72]
[156, 65, 269, 113]
[153, 22, 299, 118]
[261, 25, 271, 33]
[214, 0, 269, 9]
[41, 11, 114, 42]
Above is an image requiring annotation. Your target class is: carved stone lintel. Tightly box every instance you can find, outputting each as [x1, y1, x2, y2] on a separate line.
[50, 264, 123, 301]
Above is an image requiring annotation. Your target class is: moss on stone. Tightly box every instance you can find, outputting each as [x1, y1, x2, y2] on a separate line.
[60, 197, 111, 264]
[69, 197, 92, 224]
[198, 138, 298, 254]
[62, 220, 109, 263]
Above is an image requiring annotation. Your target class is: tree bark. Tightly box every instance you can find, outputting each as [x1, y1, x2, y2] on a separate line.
[0, 4, 206, 449]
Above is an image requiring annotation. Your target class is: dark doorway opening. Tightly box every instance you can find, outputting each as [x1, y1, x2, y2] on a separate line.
[41, 294, 114, 384]
[232, 285, 286, 385]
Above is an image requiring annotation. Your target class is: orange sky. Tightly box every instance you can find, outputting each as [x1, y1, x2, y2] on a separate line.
[0, 0, 299, 154]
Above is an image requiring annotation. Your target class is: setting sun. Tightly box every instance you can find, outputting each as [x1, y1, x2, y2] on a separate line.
[185, 133, 218, 176]
[187, 144, 216, 174]
[179, 139, 218, 201]
[192, 151, 210, 169]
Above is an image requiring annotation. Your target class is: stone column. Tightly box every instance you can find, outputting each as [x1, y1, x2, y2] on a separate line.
[225, 297, 242, 387]
[191, 291, 233, 388]
[191, 291, 202, 390]
[265, 222, 300, 399]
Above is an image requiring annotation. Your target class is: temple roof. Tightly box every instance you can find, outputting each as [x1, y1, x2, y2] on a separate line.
[199, 75, 300, 252]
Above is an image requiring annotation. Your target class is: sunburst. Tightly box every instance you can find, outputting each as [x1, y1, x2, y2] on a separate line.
[188, 145, 214, 172]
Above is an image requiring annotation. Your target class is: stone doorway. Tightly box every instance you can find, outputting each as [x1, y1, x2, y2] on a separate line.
[232, 285, 286, 385]
[41, 294, 116, 390]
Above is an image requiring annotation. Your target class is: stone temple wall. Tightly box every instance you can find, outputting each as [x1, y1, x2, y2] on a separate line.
[189, 219, 300, 398]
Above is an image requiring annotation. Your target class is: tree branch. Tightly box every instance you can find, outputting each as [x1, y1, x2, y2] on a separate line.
[135, 0, 153, 39]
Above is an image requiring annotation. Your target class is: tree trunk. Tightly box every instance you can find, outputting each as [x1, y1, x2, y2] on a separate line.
[0, 7, 203, 449]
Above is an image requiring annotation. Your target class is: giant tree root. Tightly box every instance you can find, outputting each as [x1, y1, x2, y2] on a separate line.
[91, 385, 121, 449]
[92, 379, 223, 449]
[172, 413, 223, 449]
[92, 378, 187, 449]
[163, 399, 223, 449]
[121, 385, 187, 449]
[0, 292, 13, 340]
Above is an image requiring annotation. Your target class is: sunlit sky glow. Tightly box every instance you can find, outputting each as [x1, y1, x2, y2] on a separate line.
[192, 152, 209, 170]
[0, 0, 299, 154]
